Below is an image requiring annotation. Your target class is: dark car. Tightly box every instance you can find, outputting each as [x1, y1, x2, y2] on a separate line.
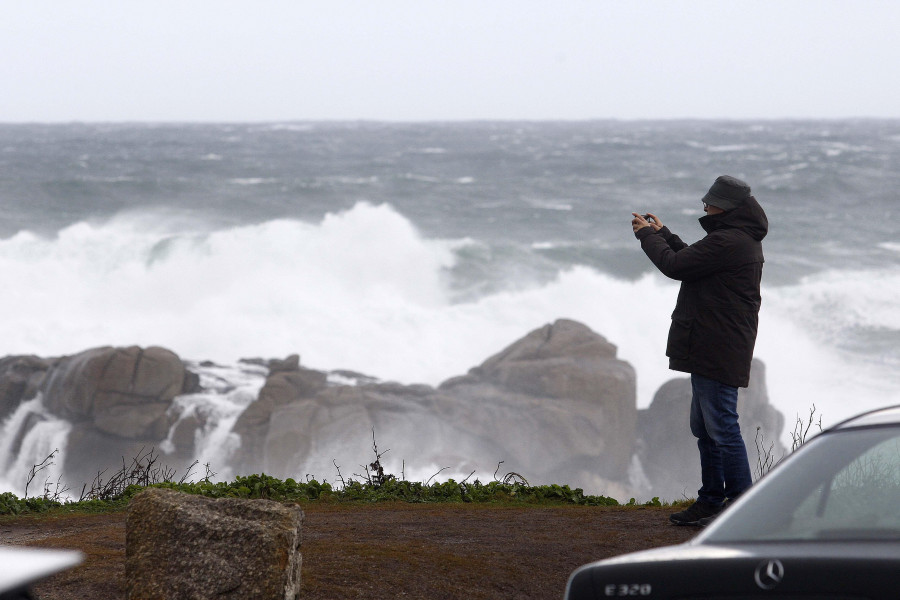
[566, 405, 900, 599]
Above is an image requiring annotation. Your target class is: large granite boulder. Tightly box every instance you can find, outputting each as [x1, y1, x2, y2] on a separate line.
[41, 346, 188, 439]
[126, 488, 303, 600]
[472, 318, 626, 395]
[636, 358, 784, 501]
[34, 346, 195, 490]
[233, 319, 638, 498]
[444, 319, 637, 486]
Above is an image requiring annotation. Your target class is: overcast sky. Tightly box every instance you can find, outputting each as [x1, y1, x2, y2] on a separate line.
[3, 0, 900, 122]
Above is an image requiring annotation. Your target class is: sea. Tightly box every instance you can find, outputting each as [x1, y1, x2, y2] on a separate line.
[0, 120, 898, 494]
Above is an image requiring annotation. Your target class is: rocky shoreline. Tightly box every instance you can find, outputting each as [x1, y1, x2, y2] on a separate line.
[0, 319, 784, 501]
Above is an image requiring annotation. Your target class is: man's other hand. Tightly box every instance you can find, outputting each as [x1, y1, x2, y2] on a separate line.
[632, 212, 663, 233]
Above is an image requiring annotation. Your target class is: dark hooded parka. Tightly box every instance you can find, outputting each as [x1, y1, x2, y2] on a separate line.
[635, 196, 768, 387]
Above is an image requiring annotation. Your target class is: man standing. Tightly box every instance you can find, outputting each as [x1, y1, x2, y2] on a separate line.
[631, 175, 768, 526]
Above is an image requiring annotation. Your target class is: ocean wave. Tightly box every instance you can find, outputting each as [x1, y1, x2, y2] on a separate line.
[401, 173, 440, 183]
[524, 198, 573, 211]
[229, 177, 276, 185]
[0, 397, 71, 496]
[0, 202, 894, 437]
[768, 267, 900, 336]
[707, 144, 756, 152]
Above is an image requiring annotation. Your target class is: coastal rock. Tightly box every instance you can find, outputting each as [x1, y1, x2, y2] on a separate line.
[41, 346, 188, 439]
[62, 424, 200, 492]
[31, 345, 196, 490]
[636, 358, 784, 501]
[231, 356, 328, 473]
[236, 319, 638, 495]
[472, 318, 621, 391]
[450, 319, 637, 483]
[126, 488, 303, 600]
[634, 378, 696, 500]
[736, 360, 785, 462]
[0, 355, 53, 421]
[165, 411, 206, 458]
[0, 323, 784, 503]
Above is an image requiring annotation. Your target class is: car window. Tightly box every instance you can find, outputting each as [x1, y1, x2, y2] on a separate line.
[788, 436, 900, 539]
[703, 427, 900, 542]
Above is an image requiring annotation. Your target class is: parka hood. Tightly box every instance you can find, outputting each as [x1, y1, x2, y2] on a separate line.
[699, 195, 768, 241]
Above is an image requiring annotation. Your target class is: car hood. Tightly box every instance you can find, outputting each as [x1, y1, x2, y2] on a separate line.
[566, 540, 900, 599]
[598, 538, 900, 563]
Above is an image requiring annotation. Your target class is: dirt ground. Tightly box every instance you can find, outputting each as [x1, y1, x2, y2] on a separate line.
[2, 503, 698, 599]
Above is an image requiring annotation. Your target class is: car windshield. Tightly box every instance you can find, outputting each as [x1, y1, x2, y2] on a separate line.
[702, 426, 900, 543]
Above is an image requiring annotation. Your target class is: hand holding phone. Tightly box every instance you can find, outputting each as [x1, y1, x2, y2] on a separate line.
[644, 212, 663, 231]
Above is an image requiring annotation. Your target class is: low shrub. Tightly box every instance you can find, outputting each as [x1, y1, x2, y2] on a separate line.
[0, 473, 626, 516]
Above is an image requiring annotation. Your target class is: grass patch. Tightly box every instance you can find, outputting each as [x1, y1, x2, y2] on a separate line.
[1, 472, 635, 517]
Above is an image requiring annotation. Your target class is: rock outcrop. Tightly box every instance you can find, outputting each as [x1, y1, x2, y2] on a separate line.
[126, 488, 303, 600]
[635, 358, 784, 500]
[41, 346, 187, 438]
[0, 320, 785, 502]
[232, 319, 638, 497]
[231, 355, 327, 474]
[36, 346, 195, 488]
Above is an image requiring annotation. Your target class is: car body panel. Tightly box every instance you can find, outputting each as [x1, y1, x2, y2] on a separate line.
[567, 542, 900, 598]
[566, 405, 900, 599]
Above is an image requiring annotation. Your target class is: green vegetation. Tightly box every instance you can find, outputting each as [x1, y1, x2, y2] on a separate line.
[0, 491, 61, 515]
[166, 473, 624, 506]
[2, 427, 705, 518]
[0, 472, 627, 517]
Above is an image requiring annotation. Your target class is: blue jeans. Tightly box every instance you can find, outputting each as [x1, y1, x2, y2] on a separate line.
[690, 373, 752, 506]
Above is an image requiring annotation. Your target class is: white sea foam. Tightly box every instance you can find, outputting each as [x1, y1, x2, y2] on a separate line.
[0, 397, 71, 497]
[229, 178, 274, 185]
[527, 199, 573, 211]
[260, 124, 315, 132]
[0, 202, 895, 454]
[707, 144, 755, 152]
[160, 362, 268, 481]
[402, 173, 440, 183]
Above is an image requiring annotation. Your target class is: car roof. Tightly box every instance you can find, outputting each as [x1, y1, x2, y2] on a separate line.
[831, 404, 900, 430]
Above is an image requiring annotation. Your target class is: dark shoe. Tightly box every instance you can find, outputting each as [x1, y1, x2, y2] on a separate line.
[669, 501, 723, 526]
[697, 497, 736, 527]
[697, 514, 718, 527]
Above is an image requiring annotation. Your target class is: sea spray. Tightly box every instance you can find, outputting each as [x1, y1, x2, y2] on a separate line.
[0, 202, 895, 452]
[0, 119, 898, 479]
[159, 361, 268, 482]
[0, 397, 71, 497]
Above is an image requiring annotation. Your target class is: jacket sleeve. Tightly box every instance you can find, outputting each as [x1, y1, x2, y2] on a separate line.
[658, 226, 688, 252]
[637, 228, 731, 281]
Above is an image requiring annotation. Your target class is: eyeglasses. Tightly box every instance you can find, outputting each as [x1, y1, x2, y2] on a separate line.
[702, 202, 709, 209]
